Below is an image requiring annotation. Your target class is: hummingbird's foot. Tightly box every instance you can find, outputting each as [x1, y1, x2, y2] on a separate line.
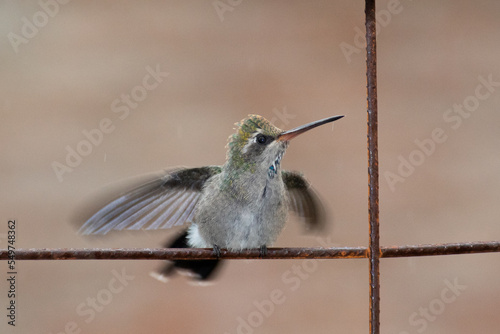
[212, 244, 221, 258]
[259, 245, 268, 258]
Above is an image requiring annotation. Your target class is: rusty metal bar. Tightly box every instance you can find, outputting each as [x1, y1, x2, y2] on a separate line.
[1, 241, 499, 260]
[381, 241, 500, 257]
[365, 0, 380, 333]
[1, 247, 368, 261]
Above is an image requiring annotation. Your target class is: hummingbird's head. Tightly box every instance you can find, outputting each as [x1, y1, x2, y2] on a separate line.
[227, 115, 287, 175]
[226, 114, 344, 177]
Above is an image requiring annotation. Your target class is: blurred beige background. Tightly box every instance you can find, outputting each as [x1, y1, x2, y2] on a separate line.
[1, 0, 500, 333]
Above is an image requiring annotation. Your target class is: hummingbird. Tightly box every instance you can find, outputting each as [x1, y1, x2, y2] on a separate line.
[79, 114, 344, 281]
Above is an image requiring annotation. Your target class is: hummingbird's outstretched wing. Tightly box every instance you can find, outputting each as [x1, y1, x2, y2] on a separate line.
[282, 171, 326, 231]
[79, 166, 222, 235]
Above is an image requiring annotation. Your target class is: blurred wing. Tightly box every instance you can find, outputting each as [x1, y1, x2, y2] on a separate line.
[282, 171, 326, 231]
[79, 166, 222, 235]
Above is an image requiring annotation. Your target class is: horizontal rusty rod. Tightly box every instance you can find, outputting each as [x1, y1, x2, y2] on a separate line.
[0, 247, 368, 260]
[1, 241, 499, 261]
[381, 241, 500, 257]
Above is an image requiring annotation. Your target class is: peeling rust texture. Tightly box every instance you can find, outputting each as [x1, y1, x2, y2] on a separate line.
[365, 0, 380, 333]
[2, 242, 498, 261]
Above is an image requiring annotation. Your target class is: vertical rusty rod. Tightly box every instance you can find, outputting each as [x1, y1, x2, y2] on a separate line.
[365, 0, 380, 333]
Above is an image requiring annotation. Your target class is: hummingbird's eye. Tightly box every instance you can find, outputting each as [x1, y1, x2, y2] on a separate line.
[256, 134, 268, 145]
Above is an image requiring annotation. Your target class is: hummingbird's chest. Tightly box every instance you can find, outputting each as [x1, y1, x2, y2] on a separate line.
[191, 173, 288, 250]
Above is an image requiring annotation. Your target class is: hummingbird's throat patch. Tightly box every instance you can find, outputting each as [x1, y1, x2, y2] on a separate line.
[268, 152, 283, 179]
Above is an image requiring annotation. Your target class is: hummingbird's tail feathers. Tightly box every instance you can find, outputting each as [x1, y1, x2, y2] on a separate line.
[152, 230, 221, 282]
[149, 271, 171, 283]
[78, 166, 222, 235]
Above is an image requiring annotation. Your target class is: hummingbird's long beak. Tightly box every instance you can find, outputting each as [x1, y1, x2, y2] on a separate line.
[277, 115, 344, 142]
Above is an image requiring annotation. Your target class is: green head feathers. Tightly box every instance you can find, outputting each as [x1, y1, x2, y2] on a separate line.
[227, 115, 282, 156]
[222, 115, 284, 189]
